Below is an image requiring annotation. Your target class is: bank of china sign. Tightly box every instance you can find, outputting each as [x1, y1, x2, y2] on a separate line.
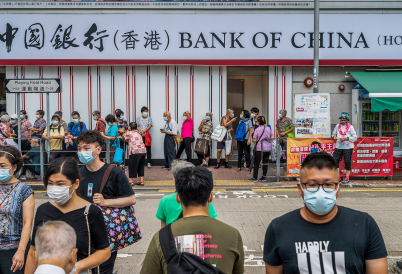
[0, 14, 400, 65]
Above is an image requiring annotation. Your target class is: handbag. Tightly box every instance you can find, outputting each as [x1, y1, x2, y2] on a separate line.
[113, 133, 124, 165]
[211, 125, 227, 142]
[225, 132, 232, 156]
[194, 138, 209, 155]
[144, 131, 152, 147]
[174, 131, 183, 145]
[81, 203, 99, 274]
[97, 166, 142, 253]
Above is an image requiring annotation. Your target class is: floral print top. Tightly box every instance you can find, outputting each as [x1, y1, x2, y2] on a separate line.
[33, 119, 46, 136]
[124, 130, 146, 155]
[20, 120, 32, 140]
[332, 123, 357, 149]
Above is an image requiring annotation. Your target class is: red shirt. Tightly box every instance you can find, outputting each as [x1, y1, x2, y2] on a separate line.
[95, 118, 106, 134]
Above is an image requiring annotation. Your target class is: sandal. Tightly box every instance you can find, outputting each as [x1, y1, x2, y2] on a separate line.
[129, 179, 134, 185]
[236, 168, 241, 172]
[135, 181, 144, 186]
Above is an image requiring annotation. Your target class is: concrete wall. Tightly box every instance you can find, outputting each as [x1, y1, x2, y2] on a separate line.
[292, 66, 375, 125]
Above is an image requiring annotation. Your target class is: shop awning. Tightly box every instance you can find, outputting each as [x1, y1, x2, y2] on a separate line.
[349, 71, 402, 112]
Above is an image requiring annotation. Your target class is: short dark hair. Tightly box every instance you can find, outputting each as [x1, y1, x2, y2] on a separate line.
[71, 111, 80, 117]
[0, 146, 23, 174]
[141, 106, 148, 113]
[175, 166, 213, 207]
[129, 122, 137, 130]
[242, 110, 250, 119]
[251, 107, 259, 114]
[43, 158, 81, 188]
[301, 152, 337, 171]
[54, 111, 63, 117]
[51, 115, 60, 121]
[115, 109, 122, 114]
[257, 116, 266, 125]
[76, 130, 104, 148]
[105, 114, 116, 123]
[116, 110, 124, 118]
[37, 110, 45, 117]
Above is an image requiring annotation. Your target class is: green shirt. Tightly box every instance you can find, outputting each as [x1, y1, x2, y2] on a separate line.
[140, 216, 244, 274]
[156, 192, 218, 225]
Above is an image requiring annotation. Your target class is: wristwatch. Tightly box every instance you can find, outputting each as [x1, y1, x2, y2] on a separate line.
[347, 137, 349, 141]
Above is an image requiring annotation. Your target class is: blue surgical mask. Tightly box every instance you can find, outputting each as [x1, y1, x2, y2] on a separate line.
[205, 116, 211, 121]
[73, 119, 79, 124]
[279, 114, 282, 119]
[20, 115, 24, 119]
[0, 167, 13, 182]
[107, 122, 112, 127]
[30, 143, 34, 148]
[11, 120, 16, 124]
[231, 114, 234, 118]
[240, 115, 244, 119]
[78, 148, 98, 165]
[301, 184, 338, 215]
[163, 117, 168, 122]
[120, 116, 124, 120]
[52, 121, 59, 126]
[93, 116, 98, 121]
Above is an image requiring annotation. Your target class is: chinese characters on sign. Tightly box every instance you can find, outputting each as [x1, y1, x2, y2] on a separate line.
[287, 137, 393, 177]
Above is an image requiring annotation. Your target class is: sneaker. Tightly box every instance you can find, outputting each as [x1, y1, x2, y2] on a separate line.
[147, 163, 152, 168]
[168, 168, 172, 171]
[259, 176, 267, 182]
[162, 166, 169, 170]
[201, 160, 208, 167]
[247, 178, 258, 182]
[342, 178, 350, 184]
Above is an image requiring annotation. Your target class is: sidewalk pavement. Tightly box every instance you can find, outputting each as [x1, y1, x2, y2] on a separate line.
[24, 164, 402, 189]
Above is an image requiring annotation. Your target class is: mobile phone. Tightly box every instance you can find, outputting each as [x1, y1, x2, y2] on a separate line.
[160, 129, 163, 131]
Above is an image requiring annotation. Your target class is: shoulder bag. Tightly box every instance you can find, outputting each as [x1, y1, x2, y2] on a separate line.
[286, 118, 295, 138]
[96, 165, 142, 253]
[79, 204, 100, 274]
[113, 131, 124, 165]
[249, 126, 266, 174]
[174, 131, 183, 145]
[211, 117, 228, 142]
[194, 138, 209, 155]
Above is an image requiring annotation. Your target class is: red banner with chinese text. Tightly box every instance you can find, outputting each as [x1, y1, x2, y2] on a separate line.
[287, 137, 393, 177]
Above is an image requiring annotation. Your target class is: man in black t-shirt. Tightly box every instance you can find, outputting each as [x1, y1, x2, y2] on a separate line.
[77, 130, 136, 274]
[263, 152, 388, 274]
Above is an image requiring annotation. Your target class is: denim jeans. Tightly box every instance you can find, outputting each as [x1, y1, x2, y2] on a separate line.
[0, 248, 25, 274]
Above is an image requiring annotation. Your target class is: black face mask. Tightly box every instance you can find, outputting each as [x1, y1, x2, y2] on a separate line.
[340, 120, 347, 124]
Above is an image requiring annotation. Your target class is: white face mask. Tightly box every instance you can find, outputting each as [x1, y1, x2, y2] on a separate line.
[251, 114, 256, 119]
[47, 185, 75, 205]
[36, 115, 40, 119]
[183, 116, 187, 121]
[142, 112, 148, 117]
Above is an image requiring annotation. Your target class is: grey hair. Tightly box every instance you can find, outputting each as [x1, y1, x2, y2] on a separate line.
[280, 109, 287, 117]
[35, 221, 76, 263]
[92, 110, 100, 116]
[31, 136, 40, 143]
[226, 108, 233, 114]
[171, 160, 195, 178]
[206, 111, 213, 117]
[1, 115, 10, 123]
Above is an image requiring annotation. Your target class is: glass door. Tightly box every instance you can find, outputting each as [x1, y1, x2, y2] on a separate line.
[382, 110, 400, 148]
[362, 102, 380, 137]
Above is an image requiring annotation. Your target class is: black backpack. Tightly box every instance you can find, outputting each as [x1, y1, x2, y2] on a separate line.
[159, 224, 225, 274]
[70, 121, 84, 133]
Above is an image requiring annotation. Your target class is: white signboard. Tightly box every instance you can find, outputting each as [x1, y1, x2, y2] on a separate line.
[294, 94, 331, 138]
[0, 14, 401, 65]
[5, 79, 61, 93]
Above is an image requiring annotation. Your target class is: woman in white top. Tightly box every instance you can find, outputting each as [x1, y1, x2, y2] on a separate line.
[136, 106, 153, 168]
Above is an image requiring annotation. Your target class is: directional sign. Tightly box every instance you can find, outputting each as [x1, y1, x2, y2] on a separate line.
[5, 79, 61, 93]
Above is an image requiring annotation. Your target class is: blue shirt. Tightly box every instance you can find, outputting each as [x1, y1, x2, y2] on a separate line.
[106, 124, 119, 147]
[25, 146, 41, 174]
[67, 122, 87, 147]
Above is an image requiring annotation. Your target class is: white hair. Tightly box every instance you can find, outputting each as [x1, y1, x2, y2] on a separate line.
[35, 221, 76, 263]
[171, 160, 195, 178]
[280, 109, 287, 117]
[1, 115, 10, 122]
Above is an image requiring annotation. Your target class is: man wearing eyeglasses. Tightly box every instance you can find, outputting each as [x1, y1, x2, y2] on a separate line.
[263, 152, 388, 274]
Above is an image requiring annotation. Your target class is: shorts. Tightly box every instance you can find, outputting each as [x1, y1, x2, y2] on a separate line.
[217, 141, 225, 150]
[333, 148, 353, 170]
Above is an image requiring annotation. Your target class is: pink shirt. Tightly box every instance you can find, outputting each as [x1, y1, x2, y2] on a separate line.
[124, 130, 146, 155]
[181, 117, 193, 139]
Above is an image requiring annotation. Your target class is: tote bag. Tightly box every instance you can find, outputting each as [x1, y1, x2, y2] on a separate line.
[113, 133, 124, 165]
[194, 138, 209, 155]
[211, 125, 227, 142]
[225, 132, 232, 156]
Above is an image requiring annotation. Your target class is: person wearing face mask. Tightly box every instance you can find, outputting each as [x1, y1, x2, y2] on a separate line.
[196, 112, 213, 166]
[0, 146, 34, 274]
[65, 111, 87, 159]
[10, 114, 19, 145]
[176, 111, 193, 163]
[263, 152, 388, 274]
[92, 110, 106, 135]
[20, 137, 43, 180]
[76, 130, 136, 274]
[332, 112, 357, 184]
[25, 157, 111, 274]
[161, 111, 178, 171]
[101, 114, 119, 164]
[115, 110, 128, 168]
[32, 110, 46, 138]
[19, 110, 32, 155]
[124, 122, 146, 186]
[0, 114, 11, 147]
[235, 110, 253, 172]
[136, 106, 153, 168]
[276, 109, 294, 164]
[215, 108, 237, 169]
[33, 221, 78, 274]
[42, 115, 65, 163]
[54, 111, 68, 151]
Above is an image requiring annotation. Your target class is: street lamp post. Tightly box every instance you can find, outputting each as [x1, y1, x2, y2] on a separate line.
[313, 0, 319, 93]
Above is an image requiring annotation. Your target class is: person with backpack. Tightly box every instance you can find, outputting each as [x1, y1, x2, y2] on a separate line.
[54, 111, 68, 151]
[235, 110, 253, 172]
[65, 111, 87, 158]
[141, 166, 244, 274]
[42, 115, 65, 162]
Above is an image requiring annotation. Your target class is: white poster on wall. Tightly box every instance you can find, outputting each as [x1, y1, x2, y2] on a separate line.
[294, 94, 331, 138]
